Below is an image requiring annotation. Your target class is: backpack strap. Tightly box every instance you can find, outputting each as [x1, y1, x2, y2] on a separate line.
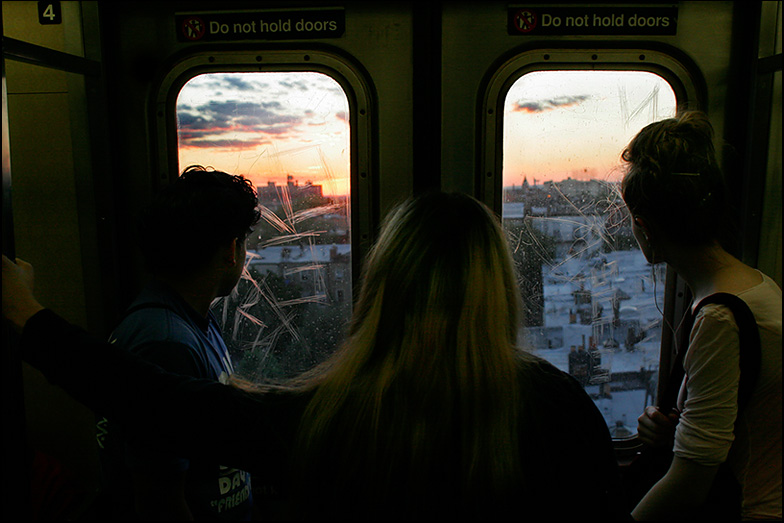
[661, 292, 761, 414]
[692, 293, 762, 412]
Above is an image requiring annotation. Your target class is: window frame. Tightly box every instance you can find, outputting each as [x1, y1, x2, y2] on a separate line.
[480, 47, 703, 453]
[153, 47, 376, 288]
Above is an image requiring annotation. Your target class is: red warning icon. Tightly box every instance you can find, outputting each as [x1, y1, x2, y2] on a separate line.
[513, 10, 538, 33]
[182, 17, 206, 41]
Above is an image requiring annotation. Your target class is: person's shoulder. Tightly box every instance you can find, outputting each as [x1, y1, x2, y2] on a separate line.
[695, 302, 740, 326]
[518, 350, 562, 377]
[516, 350, 587, 401]
[695, 279, 780, 332]
[739, 273, 782, 327]
[515, 350, 615, 453]
[113, 302, 199, 349]
[518, 349, 571, 376]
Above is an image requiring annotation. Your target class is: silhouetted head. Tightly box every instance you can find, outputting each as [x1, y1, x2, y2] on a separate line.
[296, 191, 524, 509]
[621, 111, 727, 248]
[138, 165, 260, 276]
[352, 191, 522, 361]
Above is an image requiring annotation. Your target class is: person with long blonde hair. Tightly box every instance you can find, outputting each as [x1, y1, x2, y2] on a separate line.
[279, 192, 526, 517]
[4, 192, 624, 520]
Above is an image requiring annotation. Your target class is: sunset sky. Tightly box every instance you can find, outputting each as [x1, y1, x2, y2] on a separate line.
[177, 72, 350, 196]
[503, 70, 677, 187]
[176, 70, 677, 196]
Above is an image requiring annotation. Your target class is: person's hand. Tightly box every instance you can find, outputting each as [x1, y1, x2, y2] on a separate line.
[637, 405, 679, 448]
[2, 255, 44, 332]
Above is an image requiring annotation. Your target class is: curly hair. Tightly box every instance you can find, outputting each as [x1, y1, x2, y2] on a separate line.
[138, 165, 261, 274]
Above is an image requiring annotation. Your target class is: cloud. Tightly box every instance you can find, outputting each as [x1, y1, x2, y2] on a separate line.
[204, 101, 300, 126]
[513, 94, 591, 113]
[191, 75, 266, 93]
[222, 76, 256, 91]
[180, 137, 273, 150]
[279, 79, 310, 91]
[176, 72, 349, 152]
[177, 100, 306, 147]
[177, 112, 228, 131]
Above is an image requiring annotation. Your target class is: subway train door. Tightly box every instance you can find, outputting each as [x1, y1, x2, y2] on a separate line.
[3, 2, 117, 520]
[4, 3, 421, 520]
[438, 0, 781, 457]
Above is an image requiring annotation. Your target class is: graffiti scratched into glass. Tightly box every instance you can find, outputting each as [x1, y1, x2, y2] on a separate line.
[502, 70, 676, 438]
[177, 71, 351, 382]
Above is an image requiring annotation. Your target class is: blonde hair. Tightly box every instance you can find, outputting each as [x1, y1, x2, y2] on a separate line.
[286, 192, 526, 512]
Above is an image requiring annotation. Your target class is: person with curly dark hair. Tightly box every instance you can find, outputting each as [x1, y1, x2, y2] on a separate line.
[97, 165, 260, 521]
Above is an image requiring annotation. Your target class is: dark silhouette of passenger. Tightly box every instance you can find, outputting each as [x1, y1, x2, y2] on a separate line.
[3, 192, 629, 520]
[97, 166, 259, 520]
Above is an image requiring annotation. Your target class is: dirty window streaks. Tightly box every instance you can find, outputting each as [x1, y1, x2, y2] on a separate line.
[502, 70, 676, 438]
[177, 71, 352, 382]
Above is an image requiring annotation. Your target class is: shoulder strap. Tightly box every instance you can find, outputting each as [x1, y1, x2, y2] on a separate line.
[693, 293, 762, 411]
[661, 292, 761, 413]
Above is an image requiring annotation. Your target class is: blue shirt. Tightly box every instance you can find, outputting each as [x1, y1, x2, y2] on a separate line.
[97, 281, 253, 520]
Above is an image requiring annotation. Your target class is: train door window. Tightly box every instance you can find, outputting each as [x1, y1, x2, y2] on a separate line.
[175, 71, 352, 382]
[501, 70, 677, 438]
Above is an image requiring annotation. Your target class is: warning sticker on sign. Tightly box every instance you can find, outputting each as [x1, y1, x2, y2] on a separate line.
[513, 10, 538, 33]
[181, 16, 207, 41]
[507, 6, 677, 36]
[175, 9, 345, 42]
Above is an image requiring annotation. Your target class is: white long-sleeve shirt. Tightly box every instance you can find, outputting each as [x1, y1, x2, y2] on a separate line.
[674, 273, 782, 520]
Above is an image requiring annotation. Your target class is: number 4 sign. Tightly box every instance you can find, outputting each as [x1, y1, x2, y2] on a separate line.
[38, 1, 62, 25]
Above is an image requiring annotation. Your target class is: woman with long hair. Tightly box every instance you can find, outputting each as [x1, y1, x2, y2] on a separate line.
[4, 192, 624, 520]
[622, 111, 782, 520]
[281, 192, 524, 516]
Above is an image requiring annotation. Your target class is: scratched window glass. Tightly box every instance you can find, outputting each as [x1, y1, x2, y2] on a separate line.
[503, 71, 676, 438]
[176, 72, 351, 381]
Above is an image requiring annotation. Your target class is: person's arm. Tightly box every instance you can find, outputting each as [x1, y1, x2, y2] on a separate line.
[634, 307, 740, 520]
[4, 256, 199, 518]
[632, 456, 719, 520]
[4, 256, 295, 477]
[2, 256, 44, 332]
